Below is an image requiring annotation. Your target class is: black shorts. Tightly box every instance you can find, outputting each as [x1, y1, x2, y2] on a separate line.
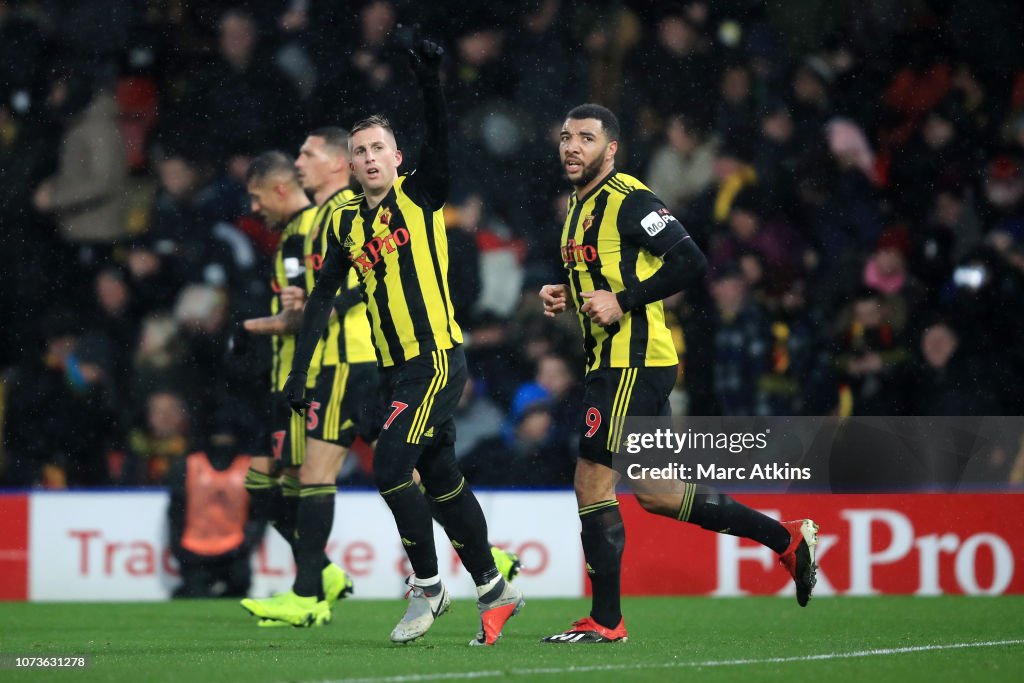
[377, 346, 467, 449]
[306, 362, 382, 448]
[370, 346, 467, 492]
[577, 365, 676, 468]
[268, 391, 307, 469]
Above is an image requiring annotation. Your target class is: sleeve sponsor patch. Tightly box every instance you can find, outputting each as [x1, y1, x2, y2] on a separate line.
[641, 210, 676, 236]
[284, 256, 306, 279]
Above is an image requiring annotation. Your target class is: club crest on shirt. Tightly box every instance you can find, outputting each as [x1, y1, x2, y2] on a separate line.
[380, 208, 391, 225]
[582, 214, 596, 231]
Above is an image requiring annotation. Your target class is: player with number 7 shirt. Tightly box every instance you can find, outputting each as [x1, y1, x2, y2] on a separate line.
[538, 104, 819, 644]
[282, 38, 524, 646]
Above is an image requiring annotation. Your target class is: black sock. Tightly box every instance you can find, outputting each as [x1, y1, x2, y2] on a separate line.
[679, 484, 790, 554]
[244, 468, 276, 527]
[427, 478, 496, 586]
[380, 480, 438, 578]
[293, 484, 336, 599]
[579, 500, 625, 629]
[273, 474, 301, 553]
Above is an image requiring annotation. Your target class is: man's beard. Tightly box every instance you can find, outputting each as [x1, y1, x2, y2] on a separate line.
[567, 155, 605, 188]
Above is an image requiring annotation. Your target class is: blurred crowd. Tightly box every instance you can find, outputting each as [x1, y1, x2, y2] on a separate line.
[2, 0, 1024, 489]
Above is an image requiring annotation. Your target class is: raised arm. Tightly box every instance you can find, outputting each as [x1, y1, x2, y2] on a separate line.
[405, 39, 448, 208]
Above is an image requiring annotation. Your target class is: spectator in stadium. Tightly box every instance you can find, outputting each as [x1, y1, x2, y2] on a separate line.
[710, 188, 805, 296]
[447, 17, 516, 121]
[622, 8, 719, 150]
[148, 150, 217, 250]
[168, 416, 261, 599]
[803, 118, 884, 311]
[907, 320, 1003, 416]
[943, 247, 1024, 414]
[312, 1, 415, 152]
[760, 279, 835, 416]
[861, 225, 929, 336]
[888, 100, 978, 223]
[504, 353, 579, 486]
[981, 155, 1024, 241]
[463, 312, 520, 409]
[129, 314, 187, 411]
[127, 390, 192, 485]
[643, 113, 717, 215]
[879, 29, 951, 150]
[32, 68, 127, 249]
[753, 99, 802, 218]
[93, 266, 140, 401]
[832, 288, 910, 416]
[118, 233, 184, 316]
[173, 284, 231, 434]
[444, 194, 484, 322]
[714, 62, 757, 150]
[509, 0, 587, 140]
[682, 138, 758, 246]
[170, 8, 303, 163]
[789, 56, 834, 149]
[710, 264, 771, 415]
[453, 376, 508, 485]
[3, 322, 120, 487]
[446, 16, 544, 230]
[916, 186, 983, 290]
[147, 151, 262, 311]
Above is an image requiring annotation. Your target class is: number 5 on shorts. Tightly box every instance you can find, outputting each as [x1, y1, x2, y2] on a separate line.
[305, 401, 322, 431]
[383, 401, 409, 430]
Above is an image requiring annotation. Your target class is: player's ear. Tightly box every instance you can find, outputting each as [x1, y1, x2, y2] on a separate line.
[607, 140, 618, 161]
[395, 149, 403, 168]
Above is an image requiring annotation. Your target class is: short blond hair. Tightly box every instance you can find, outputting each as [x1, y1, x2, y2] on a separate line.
[350, 114, 397, 147]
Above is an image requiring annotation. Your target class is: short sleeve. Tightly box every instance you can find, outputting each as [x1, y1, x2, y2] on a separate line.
[617, 189, 691, 257]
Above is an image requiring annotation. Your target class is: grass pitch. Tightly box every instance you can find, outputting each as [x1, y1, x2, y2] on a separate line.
[1, 596, 1021, 683]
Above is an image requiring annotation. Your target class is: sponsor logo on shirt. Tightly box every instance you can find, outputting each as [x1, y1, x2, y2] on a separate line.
[561, 238, 598, 264]
[640, 209, 677, 236]
[350, 227, 411, 273]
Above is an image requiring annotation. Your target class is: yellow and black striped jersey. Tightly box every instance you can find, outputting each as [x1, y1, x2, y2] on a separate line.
[307, 187, 376, 365]
[327, 174, 462, 367]
[271, 204, 318, 391]
[561, 171, 687, 373]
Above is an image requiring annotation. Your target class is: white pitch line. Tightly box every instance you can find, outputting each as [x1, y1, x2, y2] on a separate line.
[308, 638, 1024, 683]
